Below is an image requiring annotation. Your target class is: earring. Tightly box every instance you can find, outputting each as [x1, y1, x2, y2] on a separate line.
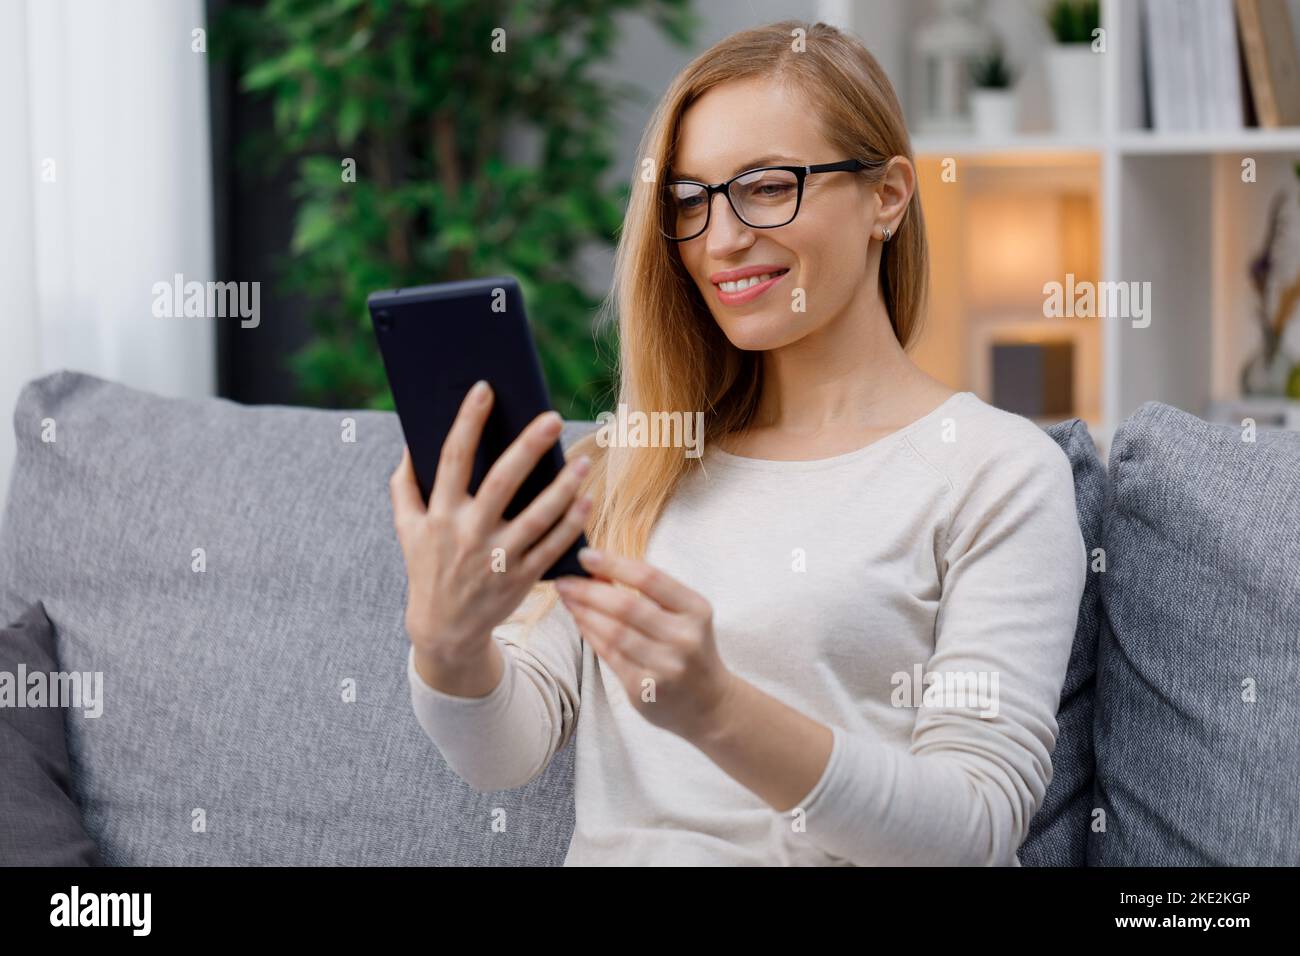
[880, 226, 892, 242]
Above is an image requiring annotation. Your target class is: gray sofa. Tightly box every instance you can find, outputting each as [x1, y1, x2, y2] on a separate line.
[1, 370, 1296, 866]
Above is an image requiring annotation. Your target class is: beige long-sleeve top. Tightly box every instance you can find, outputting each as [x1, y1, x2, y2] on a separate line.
[407, 391, 1088, 865]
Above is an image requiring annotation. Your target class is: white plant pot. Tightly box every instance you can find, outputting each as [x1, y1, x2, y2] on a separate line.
[1046, 44, 1102, 135]
[970, 89, 1017, 139]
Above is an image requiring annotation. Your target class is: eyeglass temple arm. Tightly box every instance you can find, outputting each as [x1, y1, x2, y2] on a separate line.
[804, 159, 869, 174]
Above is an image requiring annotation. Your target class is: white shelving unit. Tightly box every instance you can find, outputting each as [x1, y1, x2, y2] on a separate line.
[832, 0, 1300, 456]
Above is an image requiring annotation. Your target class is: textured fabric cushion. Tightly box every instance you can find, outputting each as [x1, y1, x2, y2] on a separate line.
[0, 370, 579, 865]
[0, 601, 104, 865]
[1091, 402, 1300, 864]
[1016, 419, 1105, 867]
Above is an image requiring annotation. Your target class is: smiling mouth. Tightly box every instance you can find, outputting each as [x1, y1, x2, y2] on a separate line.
[714, 268, 789, 293]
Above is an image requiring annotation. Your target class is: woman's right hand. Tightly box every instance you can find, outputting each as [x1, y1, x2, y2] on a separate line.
[389, 380, 592, 670]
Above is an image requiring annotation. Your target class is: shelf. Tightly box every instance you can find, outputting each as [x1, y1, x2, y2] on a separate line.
[912, 134, 1101, 160]
[913, 128, 1300, 159]
[1205, 397, 1300, 429]
[1116, 128, 1300, 155]
[845, 0, 1300, 439]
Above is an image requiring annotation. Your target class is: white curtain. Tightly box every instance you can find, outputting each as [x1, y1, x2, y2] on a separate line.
[0, 0, 215, 494]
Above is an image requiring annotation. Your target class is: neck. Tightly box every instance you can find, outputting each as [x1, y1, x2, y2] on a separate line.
[750, 278, 923, 434]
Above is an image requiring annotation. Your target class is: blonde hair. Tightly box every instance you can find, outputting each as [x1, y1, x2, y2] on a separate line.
[513, 19, 928, 632]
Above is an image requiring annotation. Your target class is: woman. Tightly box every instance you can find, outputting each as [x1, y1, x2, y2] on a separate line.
[391, 20, 1086, 866]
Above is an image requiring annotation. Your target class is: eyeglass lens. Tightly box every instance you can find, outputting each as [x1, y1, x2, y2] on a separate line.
[666, 168, 800, 240]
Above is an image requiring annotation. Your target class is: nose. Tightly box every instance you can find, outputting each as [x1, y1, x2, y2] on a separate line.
[703, 190, 754, 258]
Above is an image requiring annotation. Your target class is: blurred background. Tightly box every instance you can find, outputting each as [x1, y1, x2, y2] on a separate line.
[3, 0, 1300, 494]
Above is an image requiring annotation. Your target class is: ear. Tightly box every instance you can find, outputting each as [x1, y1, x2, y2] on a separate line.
[873, 156, 915, 236]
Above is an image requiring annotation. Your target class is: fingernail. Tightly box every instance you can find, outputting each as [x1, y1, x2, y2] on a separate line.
[573, 455, 591, 476]
[545, 410, 563, 429]
[472, 380, 489, 401]
[578, 547, 601, 564]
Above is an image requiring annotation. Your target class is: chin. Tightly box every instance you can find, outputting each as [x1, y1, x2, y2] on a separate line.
[716, 313, 807, 352]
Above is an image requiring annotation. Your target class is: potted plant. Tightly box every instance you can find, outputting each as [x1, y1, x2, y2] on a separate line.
[214, 0, 696, 418]
[1242, 163, 1300, 398]
[969, 46, 1017, 139]
[1044, 0, 1101, 135]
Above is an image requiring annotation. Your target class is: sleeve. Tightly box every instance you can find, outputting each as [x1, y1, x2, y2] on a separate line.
[407, 587, 583, 793]
[789, 432, 1087, 866]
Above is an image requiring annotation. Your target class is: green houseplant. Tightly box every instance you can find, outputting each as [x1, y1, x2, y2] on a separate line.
[216, 0, 695, 417]
[1045, 0, 1100, 44]
[1043, 0, 1101, 135]
[968, 44, 1017, 138]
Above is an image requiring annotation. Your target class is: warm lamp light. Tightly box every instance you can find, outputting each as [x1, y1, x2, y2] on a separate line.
[964, 191, 1097, 312]
[965, 194, 1062, 310]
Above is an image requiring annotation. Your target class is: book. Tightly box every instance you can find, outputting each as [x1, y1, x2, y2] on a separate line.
[1235, 0, 1300, 127]
[1185, 0, 1213, 128]
[1147, 0, 1262, 130]
[1200, 0, 1245, 128]
[1145, 0, 1188, 129]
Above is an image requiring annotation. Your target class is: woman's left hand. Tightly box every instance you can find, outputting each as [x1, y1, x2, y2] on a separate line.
[555, 548, 737, 743]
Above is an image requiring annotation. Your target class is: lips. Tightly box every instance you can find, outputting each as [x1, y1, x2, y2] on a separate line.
[710, 264, 789, 285]
[710, 266, 790, 306]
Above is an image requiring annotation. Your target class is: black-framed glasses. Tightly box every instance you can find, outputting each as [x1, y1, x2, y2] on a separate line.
[661, 159, 867, 242]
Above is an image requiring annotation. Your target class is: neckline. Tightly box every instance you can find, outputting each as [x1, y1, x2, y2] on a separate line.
[703, 391, 973, 472]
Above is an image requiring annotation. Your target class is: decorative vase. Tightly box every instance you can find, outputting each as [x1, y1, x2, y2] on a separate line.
[970, 89, 1017, 138]
[1241, 346, 1293, 396]
[1045, 44, 1102, 135]
[911, 0, 994, 135]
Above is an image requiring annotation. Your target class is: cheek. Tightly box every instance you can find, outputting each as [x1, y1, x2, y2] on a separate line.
[677, 245, 708, 290]
[791, 228, 868, 308]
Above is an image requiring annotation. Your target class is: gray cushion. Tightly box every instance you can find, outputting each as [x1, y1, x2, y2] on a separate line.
[1090, 401, 1300, 864]
[1018, 418, 1106, 867]
[0, 371, 579, 865]
[0, 600, 104, 866]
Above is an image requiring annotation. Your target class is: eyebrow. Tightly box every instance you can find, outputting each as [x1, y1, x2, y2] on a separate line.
[668, 154, 804, 182]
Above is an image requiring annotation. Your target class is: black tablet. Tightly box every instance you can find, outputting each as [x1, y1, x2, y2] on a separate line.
[368, 277, 589, 579]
